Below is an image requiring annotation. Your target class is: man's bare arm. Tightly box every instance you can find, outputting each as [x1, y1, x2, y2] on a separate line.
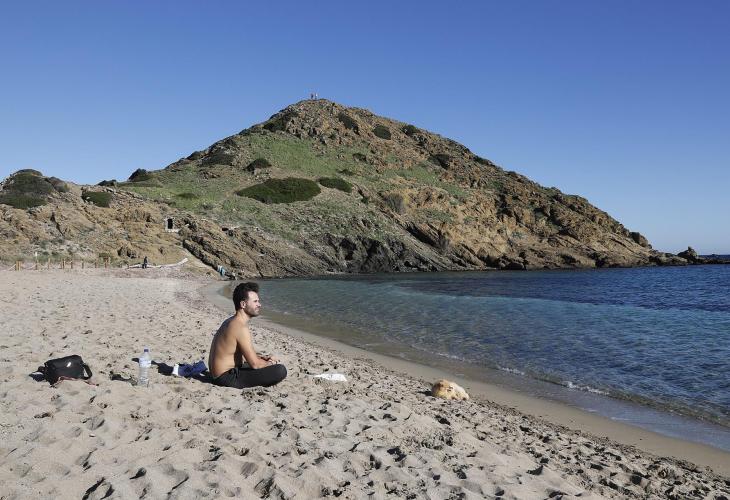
[235, 325, 273, 369]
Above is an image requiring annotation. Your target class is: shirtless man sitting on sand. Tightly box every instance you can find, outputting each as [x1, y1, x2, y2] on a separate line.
[208, 282, 287, 388]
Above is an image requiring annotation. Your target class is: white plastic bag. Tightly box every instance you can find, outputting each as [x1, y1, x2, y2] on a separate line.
[313, 373, 347, 382]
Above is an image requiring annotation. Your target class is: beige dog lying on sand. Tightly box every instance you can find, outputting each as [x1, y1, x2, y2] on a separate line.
[431, 379, 470, 400]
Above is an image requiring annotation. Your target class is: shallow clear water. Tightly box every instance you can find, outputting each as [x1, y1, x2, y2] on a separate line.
[258, 266, 730, 429]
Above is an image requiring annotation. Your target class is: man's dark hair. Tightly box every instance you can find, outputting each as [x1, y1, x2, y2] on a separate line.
[233, 282, 259, 310]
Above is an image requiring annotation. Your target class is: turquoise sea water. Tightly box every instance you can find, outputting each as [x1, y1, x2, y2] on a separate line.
[248, 265, 730, 449]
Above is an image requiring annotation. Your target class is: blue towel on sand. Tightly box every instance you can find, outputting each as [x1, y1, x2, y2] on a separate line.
[177, 360, 207, 377]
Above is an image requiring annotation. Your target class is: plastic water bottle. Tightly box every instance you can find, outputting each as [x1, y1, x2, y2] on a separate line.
[138, 348, 151, 386]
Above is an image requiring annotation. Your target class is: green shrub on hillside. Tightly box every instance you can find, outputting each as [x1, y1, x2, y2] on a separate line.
[128, 168, 153, 182]
[246, 157, 272, 172]
[373, 124, 391, 140]
[474, 155, 493, 166]
[0, 193, 47, 209]
[15, 169, 44, 177]
[48, 176, 70, 192]
[5, 171, 54, 195]
[382, 192, 406, 214]
[0, 171, 56, 209]
[430, 154, 451, 168]
[402, 124, 419, 136]
[236, 177, 321, 204]
[318, 177, 352, 193]
[82, 190, 112, 207]
[352, 153, 367, 162]
[98, 179, 118, 186]
[338, 168, 357, 176]
[202, 150, 237, 166]
[175, 192, 199, 200]
[263, 111, 296, 133]
[337, 112, 359, 132]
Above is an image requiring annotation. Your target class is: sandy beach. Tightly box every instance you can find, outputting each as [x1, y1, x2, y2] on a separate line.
[1, 269, 729, 499]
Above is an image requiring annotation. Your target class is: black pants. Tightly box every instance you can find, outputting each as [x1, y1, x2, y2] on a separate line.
[213, 364, 287, 389]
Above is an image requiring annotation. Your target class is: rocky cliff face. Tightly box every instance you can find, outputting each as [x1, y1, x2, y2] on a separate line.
[0, 100, 699, 275]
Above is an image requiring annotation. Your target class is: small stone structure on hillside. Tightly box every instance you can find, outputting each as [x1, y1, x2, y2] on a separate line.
[164, 216, 180, 233]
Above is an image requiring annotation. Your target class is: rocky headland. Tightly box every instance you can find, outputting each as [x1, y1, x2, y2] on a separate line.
[0, 99, 715, 277]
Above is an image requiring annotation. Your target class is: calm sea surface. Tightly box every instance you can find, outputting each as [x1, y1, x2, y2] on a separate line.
[248, 265, 730, 448]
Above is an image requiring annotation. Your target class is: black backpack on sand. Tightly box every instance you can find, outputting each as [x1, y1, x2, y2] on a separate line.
[41, 355, 93, 384]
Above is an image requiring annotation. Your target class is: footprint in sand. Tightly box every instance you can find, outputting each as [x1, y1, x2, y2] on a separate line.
[240, 461, 258, 478]
[81, 477, 113, 500]
[84, 416, 105, 431]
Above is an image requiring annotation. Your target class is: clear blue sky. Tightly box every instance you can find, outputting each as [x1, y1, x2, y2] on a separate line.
[1, 1, 728, 253]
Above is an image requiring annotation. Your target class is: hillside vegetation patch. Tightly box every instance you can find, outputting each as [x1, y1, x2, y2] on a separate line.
[0, 170, 68, 209]
[430, 154, 451, 169]
[175, 192, 199, 200]
[373, 124, 391, 140]
[0, 194, 47, 209]
[236, 177, 321, 204]
[48, 177, 70, 192]
[474, 155, 493, 166]
[263, 111, 296, 133]
[402, 124, 419, 136]
[318, 177, 352, 193]
[337, 112, 359, 133]
[382, 192, 407, 214]
[128, 168, 153, 182]
[246, 158, 272, 172]
[5, 171, 54, 195]
[82, 190, 112, 207]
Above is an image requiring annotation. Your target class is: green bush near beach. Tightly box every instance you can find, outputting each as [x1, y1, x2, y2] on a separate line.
[318, 177, 352, 193]
[236, 177, 321, 204]
[82, 190, 113, 207]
